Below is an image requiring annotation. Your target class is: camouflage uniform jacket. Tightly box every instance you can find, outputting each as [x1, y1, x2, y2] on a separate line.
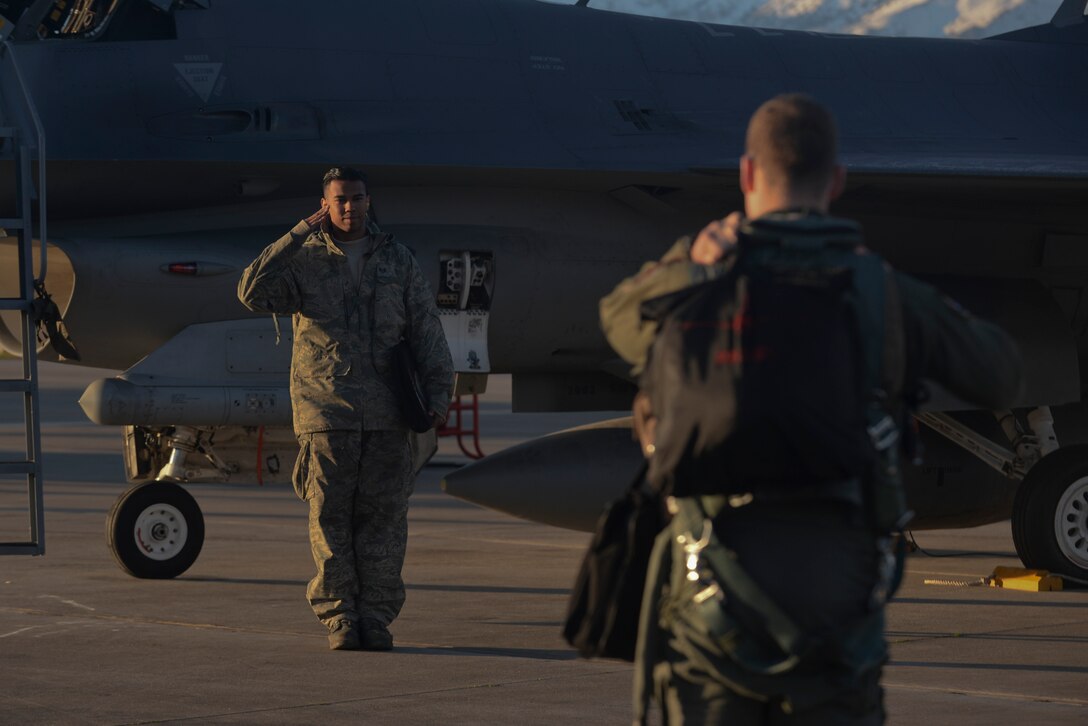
[238, 220, 454, 435]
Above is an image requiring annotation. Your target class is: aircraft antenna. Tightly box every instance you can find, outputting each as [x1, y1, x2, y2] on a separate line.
[576, 0, 590, 7]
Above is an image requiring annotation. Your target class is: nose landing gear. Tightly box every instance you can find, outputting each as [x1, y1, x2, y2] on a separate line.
[106, 480, 204, 579]
[106, 426, 215, 579]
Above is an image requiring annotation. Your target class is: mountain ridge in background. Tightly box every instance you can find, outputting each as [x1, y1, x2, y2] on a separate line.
[544, 0, 1057, 38]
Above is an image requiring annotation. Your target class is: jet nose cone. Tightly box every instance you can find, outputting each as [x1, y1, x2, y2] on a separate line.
[441, 422, 642, 532]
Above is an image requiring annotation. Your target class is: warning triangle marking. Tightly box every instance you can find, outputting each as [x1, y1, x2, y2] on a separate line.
[174, 62, 223, 102]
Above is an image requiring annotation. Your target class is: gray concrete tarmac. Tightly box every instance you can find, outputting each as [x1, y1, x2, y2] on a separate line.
[1, 361, 1086, 724]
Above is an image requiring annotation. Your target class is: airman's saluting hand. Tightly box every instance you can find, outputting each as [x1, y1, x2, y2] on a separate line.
[304, 201, 330, 230]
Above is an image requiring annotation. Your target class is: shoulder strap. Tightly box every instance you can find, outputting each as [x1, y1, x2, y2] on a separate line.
[859, 262, 914, 532]
[838, 251, 885, 402]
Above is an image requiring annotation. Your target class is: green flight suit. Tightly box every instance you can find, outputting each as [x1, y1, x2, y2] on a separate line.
[601, 212, 1023, 724]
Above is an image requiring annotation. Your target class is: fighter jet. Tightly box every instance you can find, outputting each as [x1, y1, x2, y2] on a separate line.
[0, 0, 1085, 581]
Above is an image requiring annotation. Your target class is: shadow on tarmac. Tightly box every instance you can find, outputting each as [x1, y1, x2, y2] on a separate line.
[394, 645, 578, 661]
[889, 630, 1088, 644]
[895, 597, 1085, 607]
[908, 549, 1019, 558]
[407, 583, 569, 595]
[182, 576, 308, 587]
[892, 661, 1088, 674]
[176, 578, 571, 596]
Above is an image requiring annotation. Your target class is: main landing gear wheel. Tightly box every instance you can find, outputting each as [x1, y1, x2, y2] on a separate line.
[106, 481, 205, 579]
[1012, 444, 1088, 581]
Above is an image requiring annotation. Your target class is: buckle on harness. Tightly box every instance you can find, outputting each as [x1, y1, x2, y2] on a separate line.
[870, 535, 898, 609]
[678, 521, 725, 603]
[867, 413, 899, 451]
[678, 520, 712, 580]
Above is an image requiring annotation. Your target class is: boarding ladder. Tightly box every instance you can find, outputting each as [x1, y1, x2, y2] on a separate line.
[0, 37, 46, 556]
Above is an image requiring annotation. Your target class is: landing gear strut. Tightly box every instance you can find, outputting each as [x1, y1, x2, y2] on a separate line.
[919, 406, 1088, 581]
[106, 426, 224, 578]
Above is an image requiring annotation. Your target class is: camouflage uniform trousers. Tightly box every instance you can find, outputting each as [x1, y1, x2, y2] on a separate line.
[292, 429, 413, 628]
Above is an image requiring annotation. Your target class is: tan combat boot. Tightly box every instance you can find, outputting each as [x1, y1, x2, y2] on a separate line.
[327, 618, 361, 650]
[361, 619, 393, 651]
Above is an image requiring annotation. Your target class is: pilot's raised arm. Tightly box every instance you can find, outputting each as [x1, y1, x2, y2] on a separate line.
[599, 236, 723, 375]
[600, 211, 742, 375]
[896, 272, 1024, 409]
[237, 211, 325, 314]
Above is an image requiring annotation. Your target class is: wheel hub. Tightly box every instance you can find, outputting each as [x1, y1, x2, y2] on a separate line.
[1054, 476, 1088, 570]
[133, 503, 188, 561]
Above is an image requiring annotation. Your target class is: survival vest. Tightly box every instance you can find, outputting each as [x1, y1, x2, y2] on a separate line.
[639, 212, 910, 531]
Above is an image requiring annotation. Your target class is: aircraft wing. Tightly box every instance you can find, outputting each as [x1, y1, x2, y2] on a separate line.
[0, 0, 1086, 580]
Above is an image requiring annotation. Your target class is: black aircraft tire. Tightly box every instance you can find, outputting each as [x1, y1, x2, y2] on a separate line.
[1011, 475, 1033, 566]
[1011, 445, 1088, 581]
[106, 481, 204, 579]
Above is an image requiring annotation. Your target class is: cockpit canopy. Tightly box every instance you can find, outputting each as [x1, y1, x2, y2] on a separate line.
[39, 0, 120, 38]
[0, 0, 204, 41]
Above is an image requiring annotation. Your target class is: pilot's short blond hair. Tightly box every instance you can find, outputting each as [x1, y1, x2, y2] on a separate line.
[746, 94, 838, 193]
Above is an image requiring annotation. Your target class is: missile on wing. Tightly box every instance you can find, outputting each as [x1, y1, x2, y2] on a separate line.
[441, 419, 643, 532]
[79, 378, 290, 427]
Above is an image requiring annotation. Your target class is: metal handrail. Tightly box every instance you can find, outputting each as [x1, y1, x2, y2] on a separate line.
[3, 38, 46, 284]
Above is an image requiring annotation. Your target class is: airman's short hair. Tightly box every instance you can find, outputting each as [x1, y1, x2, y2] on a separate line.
[745, 94, 838, 193]
[322, 166, 369, 193]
